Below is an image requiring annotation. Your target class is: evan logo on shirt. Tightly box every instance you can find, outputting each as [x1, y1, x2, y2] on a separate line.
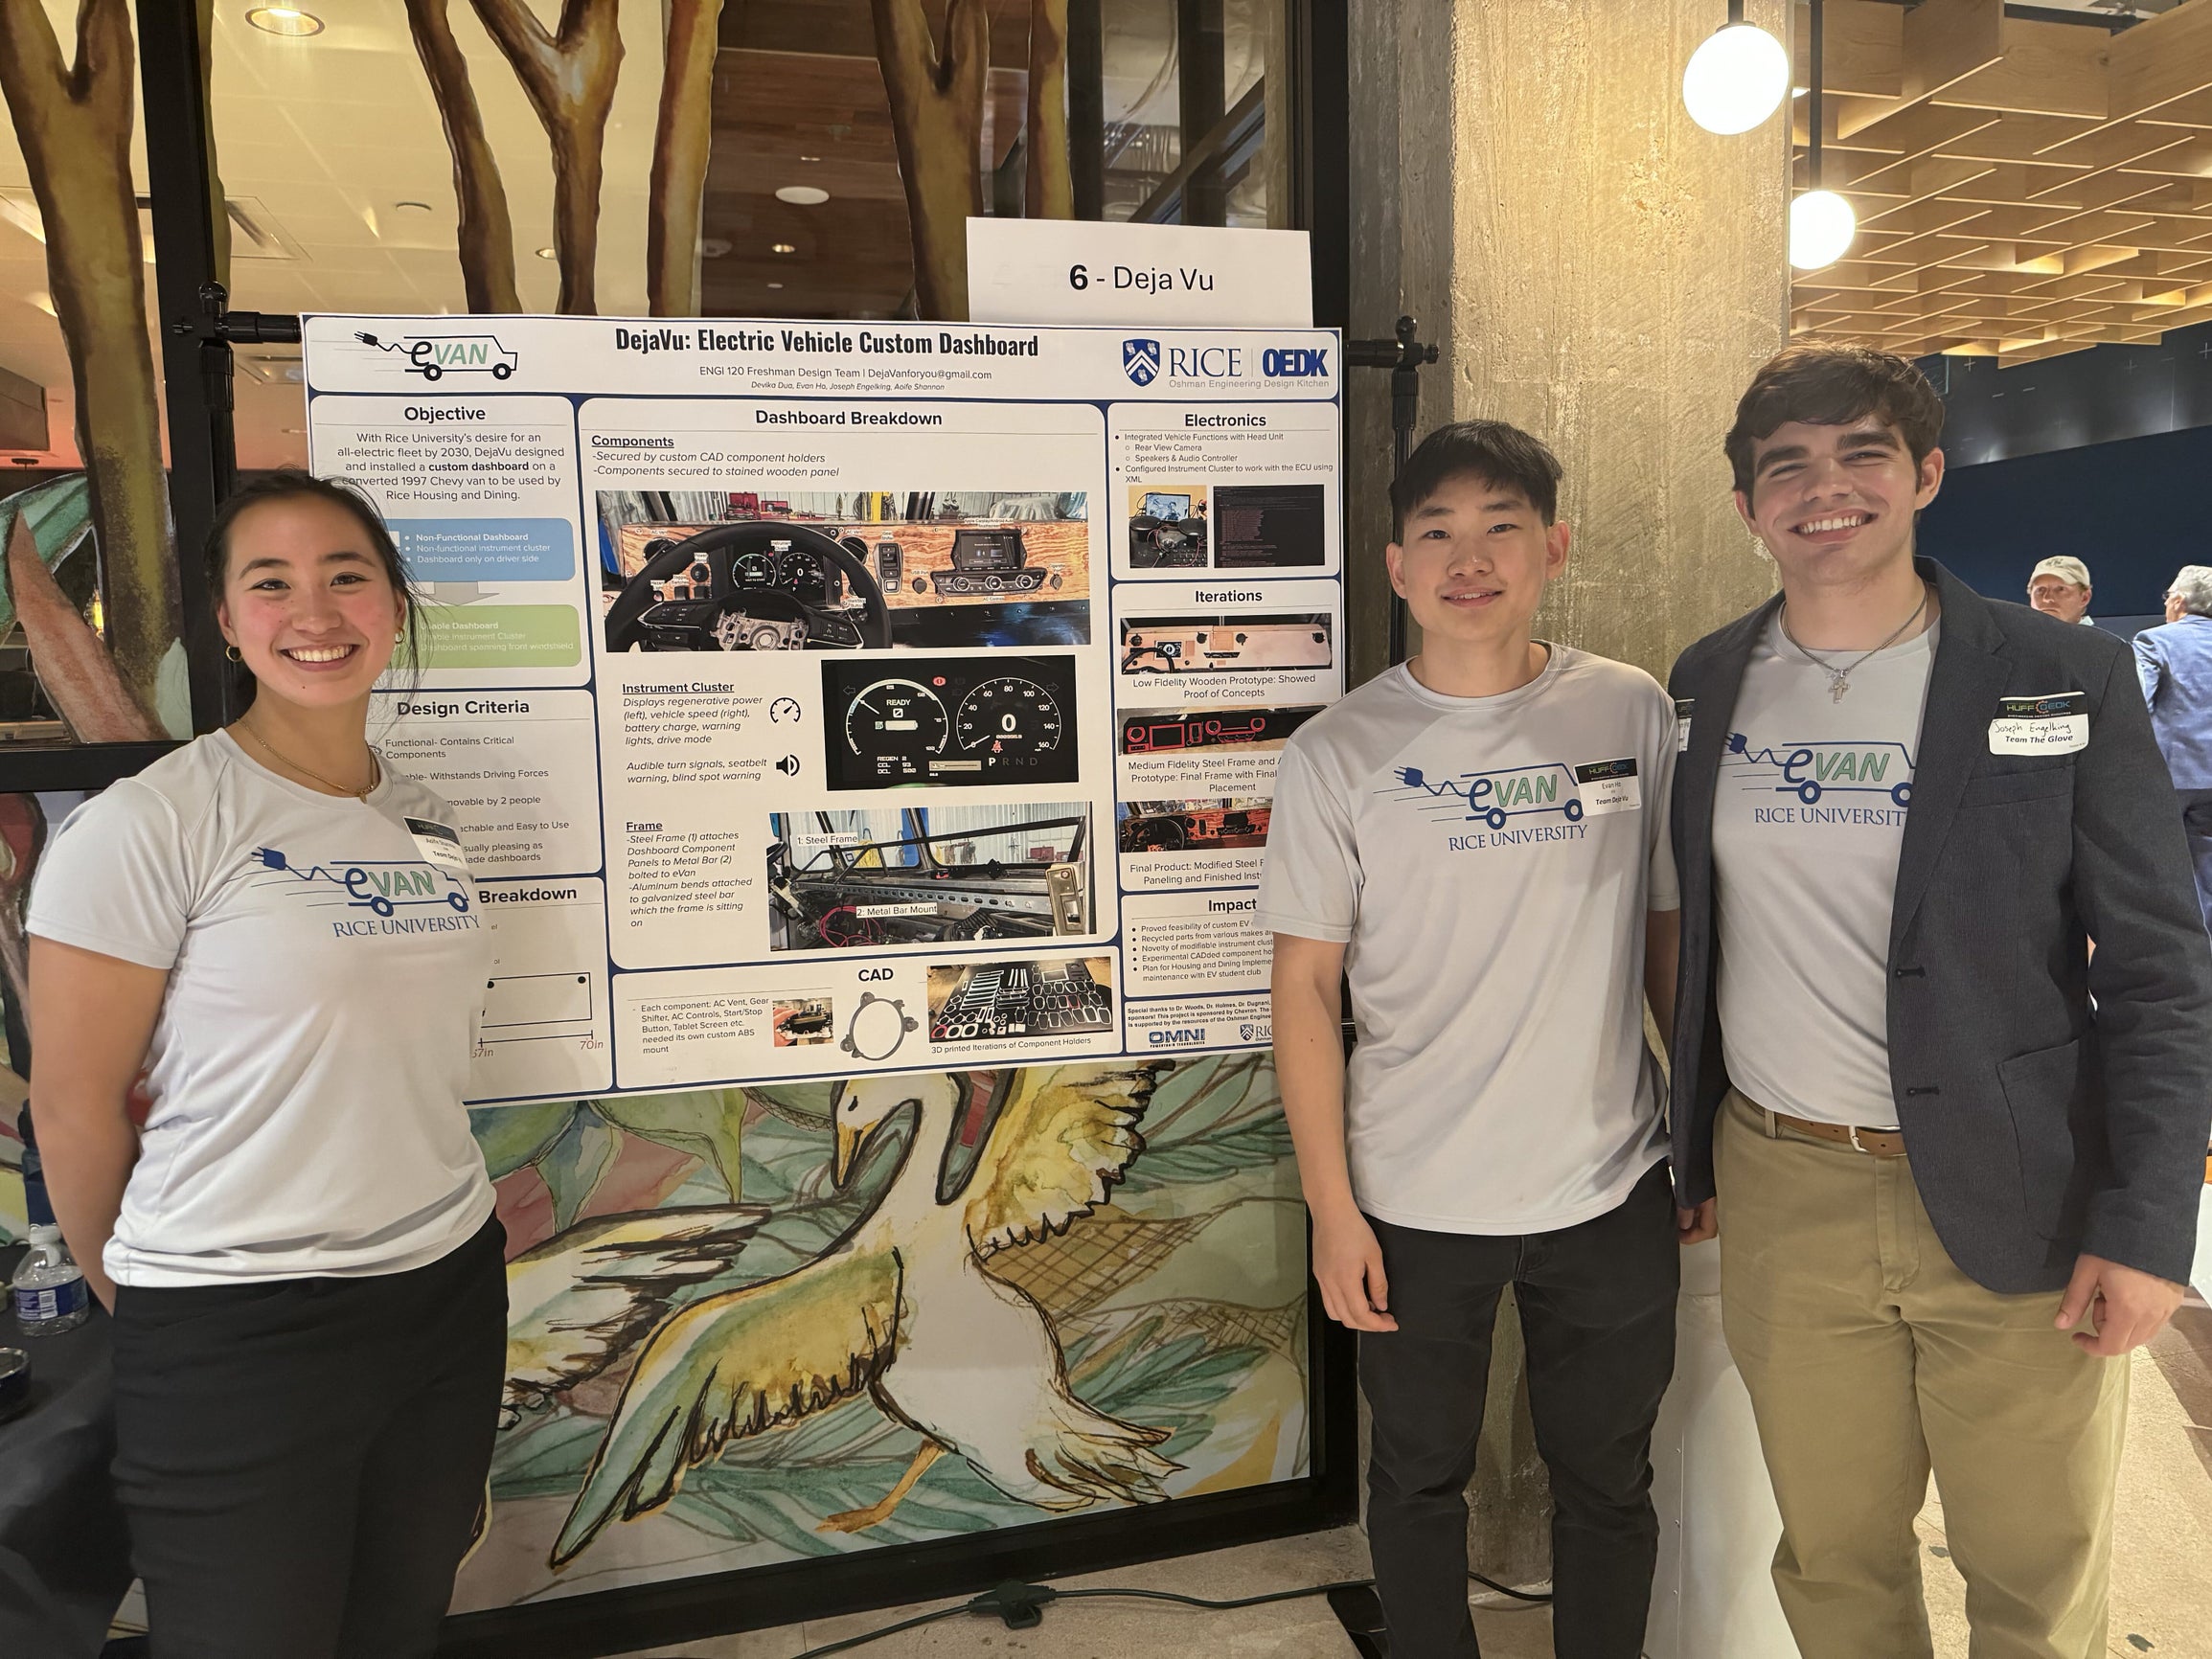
[249, 846, 480, 938]
[1375, 758, 1647, 853]
[1724, 735, 1915, 825]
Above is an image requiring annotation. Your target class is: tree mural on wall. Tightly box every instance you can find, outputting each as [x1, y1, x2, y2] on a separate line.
[0, 0, 180, 739]
[405, 0, 524, 314]
[650, 0, 726, 319]
[467, 0, 625, 317]
[872, 0, 990, 321]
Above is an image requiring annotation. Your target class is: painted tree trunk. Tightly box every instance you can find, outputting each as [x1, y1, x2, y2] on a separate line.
[650, 0, 727, 319]
[871, 0, 989, 321]
[469, 0, 625, 317]
[1025, 0, 1073, 220]
[0, 0, 176, 731]
[406, 0, 523, 313]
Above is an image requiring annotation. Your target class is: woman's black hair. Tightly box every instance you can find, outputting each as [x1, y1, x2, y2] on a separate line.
[205, 470, 422, 712]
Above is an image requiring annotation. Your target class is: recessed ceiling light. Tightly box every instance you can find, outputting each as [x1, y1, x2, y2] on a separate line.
[699, 238, 732, 258]
[766, 282, 785, 290]
[771, 242, 797, 255]
[396, 200, 432, 215]
[775, 185, 830, 206]
[798, 154, 823, 163]
[281, 426, 306, 434]
[535, 246, 558, 260]
[246, 7, 324, 35]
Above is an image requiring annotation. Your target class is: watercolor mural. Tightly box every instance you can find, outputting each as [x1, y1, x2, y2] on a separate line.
[452, 1054, 1308, 1608]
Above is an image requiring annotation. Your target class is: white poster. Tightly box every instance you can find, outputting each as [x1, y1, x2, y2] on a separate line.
[304, 316, 1343, 1103]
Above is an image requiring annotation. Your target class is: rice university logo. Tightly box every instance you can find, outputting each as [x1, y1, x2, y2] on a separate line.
[1122, 338, 1162, 387]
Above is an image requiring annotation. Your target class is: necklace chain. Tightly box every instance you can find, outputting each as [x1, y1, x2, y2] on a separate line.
[239, 716, 380, 801]
[1779, 585, 1929, 703]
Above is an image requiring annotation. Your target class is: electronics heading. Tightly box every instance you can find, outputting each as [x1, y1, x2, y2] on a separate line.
[612, 326, 1041, 357]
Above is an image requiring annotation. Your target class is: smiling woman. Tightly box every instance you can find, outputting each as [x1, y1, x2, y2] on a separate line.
[19, 466, 510, 1657]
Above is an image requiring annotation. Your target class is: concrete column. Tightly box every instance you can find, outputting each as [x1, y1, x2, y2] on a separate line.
[1346, 0, 1796, 1633]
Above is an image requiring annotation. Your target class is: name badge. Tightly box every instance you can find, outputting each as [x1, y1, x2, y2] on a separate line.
[1574, 758, 1642, 816]
[1674, 698, 1693, 754]
[1988, 693, 2087, 756]
[405, 816, 473, 878]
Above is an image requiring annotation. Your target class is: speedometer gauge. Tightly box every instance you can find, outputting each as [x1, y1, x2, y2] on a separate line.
[956, 676, 1064, 756]
[842, 678, 948, 781]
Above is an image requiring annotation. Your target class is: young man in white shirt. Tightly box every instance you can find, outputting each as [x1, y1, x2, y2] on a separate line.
[1259, 421, 1684, 1658]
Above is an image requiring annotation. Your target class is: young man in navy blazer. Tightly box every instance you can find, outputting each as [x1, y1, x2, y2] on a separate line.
[1666, 343, 2212, 1659]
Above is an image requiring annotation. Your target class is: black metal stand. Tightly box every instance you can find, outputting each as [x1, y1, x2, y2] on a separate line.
[1347, 316, 1439, 667]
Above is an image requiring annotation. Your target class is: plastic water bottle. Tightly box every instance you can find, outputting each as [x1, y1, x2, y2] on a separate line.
[11, 1224, 90, 1336]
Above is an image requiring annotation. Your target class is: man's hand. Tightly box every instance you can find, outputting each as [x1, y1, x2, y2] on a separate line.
[1676, 1198, 1718, 1246]
[2056, 1253, 2186, 1355]
[1311, 1207, 1397, 1332]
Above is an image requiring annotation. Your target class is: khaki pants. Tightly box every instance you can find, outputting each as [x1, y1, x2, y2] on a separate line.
[1715, 1091, 2128, 1659]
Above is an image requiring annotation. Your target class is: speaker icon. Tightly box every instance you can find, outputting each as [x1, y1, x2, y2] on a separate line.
[775, 754, 801, 776]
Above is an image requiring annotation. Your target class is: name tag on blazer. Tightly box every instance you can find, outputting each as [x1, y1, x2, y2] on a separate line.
[1988, 693, 2087, 756]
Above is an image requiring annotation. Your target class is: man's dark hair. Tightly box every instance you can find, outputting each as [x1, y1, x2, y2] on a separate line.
[205, 469, 422, 710]
[1391, 420, 1563, 535]
[1725, 343, 1945, 495]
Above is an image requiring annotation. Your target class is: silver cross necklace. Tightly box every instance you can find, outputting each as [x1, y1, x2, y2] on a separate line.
[1778, 584, 1929, 703]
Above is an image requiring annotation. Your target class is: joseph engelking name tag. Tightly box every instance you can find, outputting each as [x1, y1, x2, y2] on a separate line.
[1988, 692, 2087, 755]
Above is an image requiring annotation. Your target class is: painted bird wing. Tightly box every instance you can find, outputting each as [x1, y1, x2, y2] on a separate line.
[551, 1245, 902, 1566]
[503, 1205, 766, 1421]
[961, 1062, 1168, 1258]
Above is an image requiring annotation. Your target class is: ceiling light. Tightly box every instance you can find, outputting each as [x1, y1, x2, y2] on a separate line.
[1790, 189, 1857, 270]
[396, 200, 432, 215]
[535, 246, 558, 260]
[766, 282, 785, 290]
[1788, 0, 1855, 271]
[798, 154, 823, 164]
[245, 7, 324, 35]
[771, 242, 796, 255]
[776, 185, 831, 206]
[1681, 16, 1790, 135]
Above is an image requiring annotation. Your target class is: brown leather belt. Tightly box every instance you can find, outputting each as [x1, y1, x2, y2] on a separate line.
[1767, 1109, 1907, 1158]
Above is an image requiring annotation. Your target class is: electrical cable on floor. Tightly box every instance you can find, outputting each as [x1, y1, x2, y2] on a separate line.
[783, 1568, 1551, 1657]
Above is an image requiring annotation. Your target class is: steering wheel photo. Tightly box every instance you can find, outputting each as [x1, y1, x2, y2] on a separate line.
[603, 522, 894, 652]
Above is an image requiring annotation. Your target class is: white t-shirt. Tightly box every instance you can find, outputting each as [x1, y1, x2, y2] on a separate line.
[27, 731, 496, 1285]
[1255, 647, 1679, 1235]
[1712, 613, 1937, 1128]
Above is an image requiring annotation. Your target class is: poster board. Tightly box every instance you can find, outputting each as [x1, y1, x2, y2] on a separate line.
[301, 318, 1344, 1107]
[298, 317, 1351, 1627]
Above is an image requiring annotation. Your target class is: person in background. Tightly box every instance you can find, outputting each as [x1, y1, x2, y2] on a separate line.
[1667, 344, 2212, 1659]
[25, 472, 504, 1659]
[2027, 555, 2096, 625]
[2133, 564, 2212, 930]
[1263, 420, 1682, 1658]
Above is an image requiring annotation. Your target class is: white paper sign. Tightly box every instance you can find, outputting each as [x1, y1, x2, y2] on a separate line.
[1573, 759, 1644, 816]
[1987, 693, 2088, 756]
[967, 218, 1313, 328]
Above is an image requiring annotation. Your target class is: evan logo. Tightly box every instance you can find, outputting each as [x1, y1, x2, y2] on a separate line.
[354, 330, 517, 382]
[1726, 735, 1915, 807]
[1122, 337, 1162, 387]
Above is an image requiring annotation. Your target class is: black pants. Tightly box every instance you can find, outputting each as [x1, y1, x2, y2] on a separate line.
[1360, 1163, 1679, 1659]
[2180, 788, 2212, 932]
[109, 1216, 507, 1659]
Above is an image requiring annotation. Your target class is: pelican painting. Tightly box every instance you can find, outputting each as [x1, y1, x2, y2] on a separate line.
[550, 1061, 1179, 1566]
[500, 1204, 766, 1426]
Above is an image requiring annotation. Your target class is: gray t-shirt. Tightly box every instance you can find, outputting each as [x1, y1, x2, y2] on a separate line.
[1713, 612, 1937, 1128]
[27, 731, 495, 1285]
[1255, 648, 1679, 1234]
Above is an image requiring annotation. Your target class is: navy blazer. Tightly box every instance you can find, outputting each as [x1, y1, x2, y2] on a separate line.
[1667, 558, 2212, 1293]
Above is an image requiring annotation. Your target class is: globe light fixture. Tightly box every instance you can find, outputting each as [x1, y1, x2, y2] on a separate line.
[1790, 190, 1858, 270]
[1682, 14, 1790, 135]
[1790, 0, 1856, 272]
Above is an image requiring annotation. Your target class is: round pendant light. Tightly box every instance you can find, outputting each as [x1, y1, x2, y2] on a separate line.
[1682, 21, 1790, 135]
[1790, 190, 1858, 270]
